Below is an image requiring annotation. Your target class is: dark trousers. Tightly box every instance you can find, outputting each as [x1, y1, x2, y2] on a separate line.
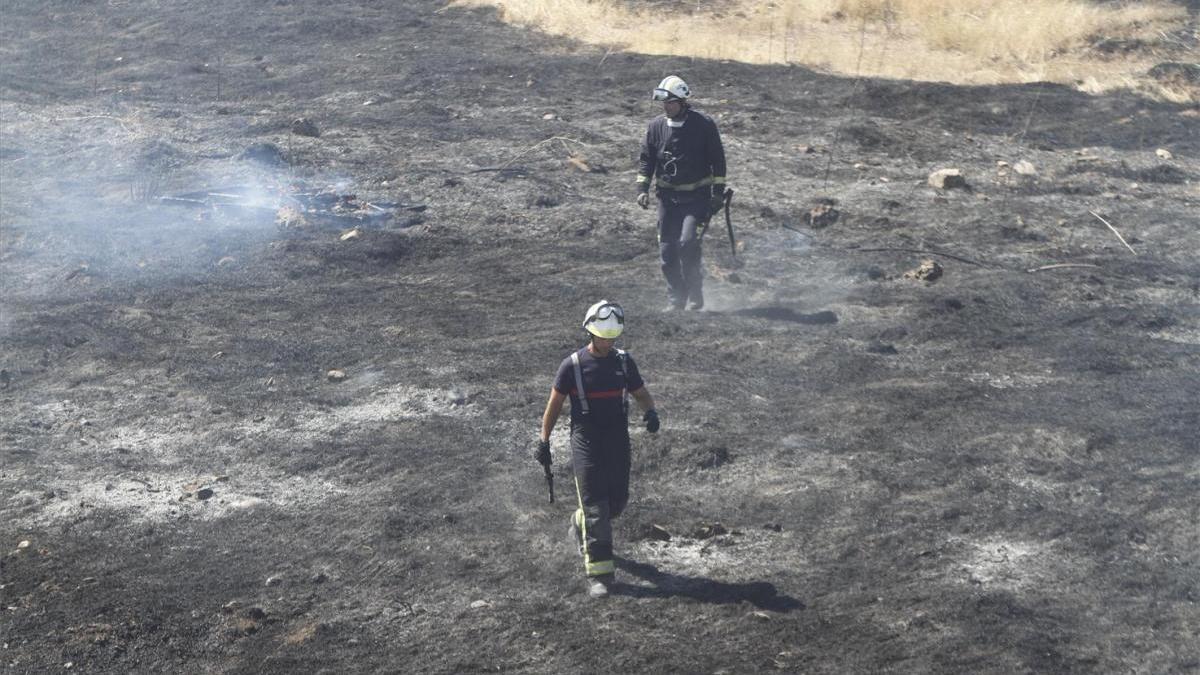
[657, 194, 709, 307]
[570, 419, 631, 577]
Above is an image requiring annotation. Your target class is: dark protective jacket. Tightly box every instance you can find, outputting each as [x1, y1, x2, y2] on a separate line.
[637, 107, 726, 196]
[553, 348, 644, 426]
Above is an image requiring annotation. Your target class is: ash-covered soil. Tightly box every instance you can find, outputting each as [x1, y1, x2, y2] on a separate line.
[2, 1, 1198, 673]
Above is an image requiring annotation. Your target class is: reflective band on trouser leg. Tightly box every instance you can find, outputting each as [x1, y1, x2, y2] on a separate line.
[570, 352, 589, 415]
[574, 475, 615, 577]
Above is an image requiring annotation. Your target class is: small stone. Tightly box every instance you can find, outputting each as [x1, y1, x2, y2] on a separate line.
[996, 160, 1010, 168]
[796, 144, 815, 154]
[265, 575, 282, 587]
[340, 228, 362, 241]
[648, 524, 672, 541]
[469, 599, 491, 609]
[694, 522, 728, 539]
[326, 369, 347, 382]
[16, 540, 30, 549]
[867, 342, 898, 355]
[928, 169, 967, 189]
[804, 204, 840, 229]
[1013, 160, 1037, 176]
[749, 611, 771, 621]
[1155, 148, 1173, 160]
[195, 488, 214, 501]
[238, 142, 285, 166]
[291, 117, 320, 137]
[221, 601, 241, 614]
[310, 572, 328, 584]
[242, 606, 267, 620]
[903, 259, 943, 283]
[542, 112, 556, 120]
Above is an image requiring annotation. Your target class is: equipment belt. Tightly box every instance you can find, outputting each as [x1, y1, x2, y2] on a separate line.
[656, 177, 713, 192]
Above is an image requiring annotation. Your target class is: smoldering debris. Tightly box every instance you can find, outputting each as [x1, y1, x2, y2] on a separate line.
[159, 181, 426, 229]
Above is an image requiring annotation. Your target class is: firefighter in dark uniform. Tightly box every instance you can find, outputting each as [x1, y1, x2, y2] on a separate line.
[637, 75, 728, 311]
[535, 300, 660, 599]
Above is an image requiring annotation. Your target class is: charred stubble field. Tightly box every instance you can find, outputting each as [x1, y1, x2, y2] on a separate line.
[1, 1, 1198, 673]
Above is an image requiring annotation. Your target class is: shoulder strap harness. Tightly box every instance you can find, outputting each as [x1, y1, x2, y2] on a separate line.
[570, 349, 630, 417]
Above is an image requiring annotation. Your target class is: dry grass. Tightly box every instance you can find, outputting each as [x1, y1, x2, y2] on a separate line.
[451, 0, 1195, 100]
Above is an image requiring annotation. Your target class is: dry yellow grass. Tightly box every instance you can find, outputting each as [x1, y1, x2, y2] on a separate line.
[451, 0, 1195, 100]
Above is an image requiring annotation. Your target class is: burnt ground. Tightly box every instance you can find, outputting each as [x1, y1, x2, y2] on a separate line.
[1, 0, 1198, 672]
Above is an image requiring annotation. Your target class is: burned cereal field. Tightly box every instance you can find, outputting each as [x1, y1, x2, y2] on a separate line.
[1, 0, 1198, 673]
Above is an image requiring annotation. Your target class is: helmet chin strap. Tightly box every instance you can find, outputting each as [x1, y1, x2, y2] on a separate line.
[667, 100, 689, 124]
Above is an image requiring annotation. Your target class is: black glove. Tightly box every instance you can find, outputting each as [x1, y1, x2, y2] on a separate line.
[642, 409, 660, 433]
[533, 439, 551, 466]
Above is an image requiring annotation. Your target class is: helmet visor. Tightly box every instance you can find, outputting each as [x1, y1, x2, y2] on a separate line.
[594, 303, 624, 322]
[651, 88, 678, 102]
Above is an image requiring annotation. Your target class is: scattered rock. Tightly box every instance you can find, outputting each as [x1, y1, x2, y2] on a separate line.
[284, 621, 321, 645]
[693, 522, 728, 539]
[221, 600, 242, 614]
[1148, 62, 1200, 93]
[647, 524, 672, 542]
[698, 446, 730, 470]
[804, 204, 840, 229]
[310, 572, 328, 584]
[265, 575, 282, 587]
[326, 369, 347, 382]
[340, 228, 362, 241]
[995, 160, 1010, 169]
[541, 112, 556, 120]
[867, 342, 898, 355]
[796, 144, 815, 154]
[16, 540, 30, 550]
[928, 169, 967, 190]
[566, 156, 591, 172]
[749, 611, 772, 622]
[237, 142, 285, 166]
[903, 260, 943, 283]
[1013, 160, 1037, 176]
[242, 606, 267, 620]
[290, 117, 320, 137]
[469, 599, 491, 609]
[195, 487, 214, 501]
[1155, 148, 1173, 160]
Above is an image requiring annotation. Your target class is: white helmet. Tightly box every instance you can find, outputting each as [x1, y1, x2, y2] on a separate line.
[652, 75, 690, 102]
[582, 300, 624, 339]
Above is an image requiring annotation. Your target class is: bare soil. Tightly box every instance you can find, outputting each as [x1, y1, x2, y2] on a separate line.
[2, 1, 1198, 673]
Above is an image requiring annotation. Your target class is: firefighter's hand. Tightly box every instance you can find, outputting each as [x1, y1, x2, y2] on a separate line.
[642, 409, 660, 433]
[636, 192, 650, 209]
[533, 439, 551, 466]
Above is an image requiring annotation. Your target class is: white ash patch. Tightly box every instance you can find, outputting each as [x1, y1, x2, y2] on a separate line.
[1149, 325, 1200, 346]
[963, 427, 1089, 462]
[298, 384, 479, 433]
[952, 537, 1062, 591]
[964, 370, 1060, 389]
[5, 470, 350, 530]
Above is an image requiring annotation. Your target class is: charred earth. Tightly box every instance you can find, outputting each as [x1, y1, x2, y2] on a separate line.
[1, 1, 1198, 673]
